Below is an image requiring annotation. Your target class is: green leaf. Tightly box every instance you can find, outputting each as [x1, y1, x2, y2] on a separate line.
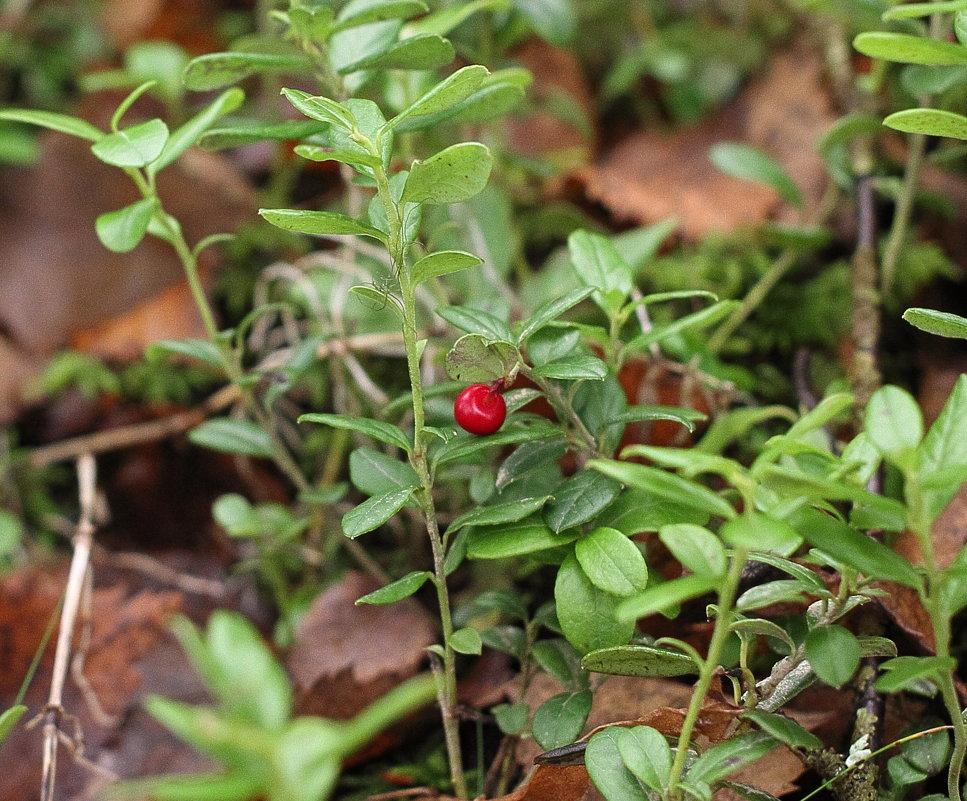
[730, 618, 795, 651]
[883, 0, 967, 18]
[687, 731, 777, 786]
[531, 355, 608, 381]
[616, 575, 718, 623]
[883, 108, 967, 139]
[805, 626, 861, 688]
[433, 420, 559, 466]
[575, 526, 648, 597]
[582, 644, 698, 678]
[492, 702, 529, 736]
[450, 626, 483, 655]
[388, 64, 489, 128]
[148, 338, 225, 367]
[183, 51, 310, 91]
[516, 0, 577, 45]
[544, 471, 622, 533]
[444, 333, 518, 384]
[853, 32, 967, 65]
[0, 108, 103, 142]
[743, 710, 821, 751]
[875, 655, 957, 693]
[91, 118, 169, 167]
[294, 143, 382, 170]
[587, 728, 647, 801]
[411, 250, 482, 286]
[281, 88, 356, 130]
[659, 523, 727, 579]
[709, 142, 802, 207]
[790, 507, 920, 588]
[333, 0, 428, 32]
[865, 385, 923, 471]
[402, 142, 493, 205]
[405, 0, 509, 36]
[447, 495, 551, 533]
[0, 705, 26, 745]
[735, 579, 811, 612]
[589, 459, 736, 520]
[95, 197, 158, 253]
[437, 305, 514, 342]
[188, 418, 273, 458]
[338, 33, 454, 74]
[626, 300, 740, 353]
[532, 690, 592, 750]
[785, 392, 854, 440]
[917, 373, 967, 519]
[568, 229, 633, 315]
[342, 486, 416, 538]
[112, 771, 265, 801]
[151, 87, 244, 175]
[349, 447, 420, 496]
[617, 405, 705, 432]
[516, 286, 595, 344]
[556, 553, 636, 653]
[719, 513, 802, 555]
[532, 638, 584, 687]
[904, 307, 967, 339]
[200, 119, 329, 150]
[466, 520, 579, 559]
[299, 413, 411, 452]
[259, 208, 387, 244]
[617, 726, 673, 791]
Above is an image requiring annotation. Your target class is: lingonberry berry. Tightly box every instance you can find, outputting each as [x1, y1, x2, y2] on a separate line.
[454, 382, 507, 435]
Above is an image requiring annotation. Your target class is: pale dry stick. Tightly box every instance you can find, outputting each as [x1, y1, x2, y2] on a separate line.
[39, 453, 98, 801]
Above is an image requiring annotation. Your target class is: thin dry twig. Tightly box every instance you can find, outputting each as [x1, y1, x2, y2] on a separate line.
[37, 454, 100, 801]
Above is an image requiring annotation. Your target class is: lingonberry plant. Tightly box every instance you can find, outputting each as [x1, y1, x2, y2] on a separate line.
[4, 1, 967, 801]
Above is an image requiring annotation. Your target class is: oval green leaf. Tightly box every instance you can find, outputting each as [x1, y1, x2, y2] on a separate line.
[575, 526, 647, 597]
[91, 118, 169, 167]
[402, 141, 493, 205]
[581, 644, 698, 678]
[95, 197, 158, 253]
[342, 486, 416, 539]
[709, 142, 802, 207]
[260, 208, 388, 244]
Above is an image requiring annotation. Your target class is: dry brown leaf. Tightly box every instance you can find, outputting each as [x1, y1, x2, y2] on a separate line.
[494, 764, 592, 801]
[288, 571, 435, 720]
[574, 38, 835, 239]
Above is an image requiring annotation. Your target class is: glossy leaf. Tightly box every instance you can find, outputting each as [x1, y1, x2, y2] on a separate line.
[531, 355, 608, 381]
[95, 197, 158, 253]
[151, 87, 244, 175]
[91, 118, 169, 167]
[433, 420, 559, 465]
[188, 418, 273, 458]
[298, 413, 411, 452]
[853, 32, 967, 65]
[281, 88, 355, 130]
[626, 300, 740, 352]
[791, 507, 920, 587]
[532, 690, 592, 750]
[709, 142, 802, 207]
[388, 64, 489, 128]
[259, 208, 388, 244]
[616, 575, 718, 622]
[736, 579, 810, 612]
[200, 119, 329, 150]
[333, 0, 428, 32]
[575, 526, 647, 597]
[876, 655, 957, 693]
[493, 702, 530, 735]
[467, 520, 579, 559]
[587, 727, 647, 801]
[544, 471, 622, 533]
[617, 726, 673, 791]
[556, 553, 636, 653]
[342, 486, 416, 538]
[865, 385, 923, 470]
[349, 447, 419, 495]
[569, 229, 633, 314]
[0, 108, 103, 141]
[883, 0, 967, 18]
[450, 626, 483, 655]
[883, 108, 967, 139]
[338, 34, 454, 74]
[447, 495, 551, 533]
[903, 307, 967, 339]
[589, 459, 736, 519]
[582, 644, 698, 678]
[405, 0, 509, 36]
[402, 142, 493, 205]
[445, 333, 518, 383]
[719, 513, 802, 555]
[436, 305, 513, 342]
[805, 626, 861, 688]
[743, 709, 821, 751]
[516, 286, 595, 344]
[687, 731, 777, 786]
[659, 523, 727, 579]
[183, 51, 310, 91]
[411, 250, 482, 286]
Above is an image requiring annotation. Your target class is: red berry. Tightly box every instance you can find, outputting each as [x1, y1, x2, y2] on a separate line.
[454, 383, 507, 435]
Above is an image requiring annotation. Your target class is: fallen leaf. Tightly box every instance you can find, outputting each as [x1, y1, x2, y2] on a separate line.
[573, 38, 835, 239]
[288, 571, 436, 720]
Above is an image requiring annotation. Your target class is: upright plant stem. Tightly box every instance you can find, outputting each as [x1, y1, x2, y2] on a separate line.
[667, 547, 747, 799]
